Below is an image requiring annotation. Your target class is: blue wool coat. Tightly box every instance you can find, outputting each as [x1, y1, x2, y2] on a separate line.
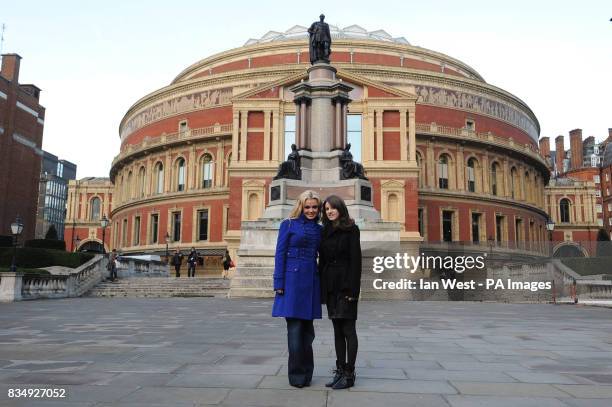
[272, 215, 322, 320]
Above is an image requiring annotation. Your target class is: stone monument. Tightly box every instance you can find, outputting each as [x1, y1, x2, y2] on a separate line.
[229, 16, 415, 299]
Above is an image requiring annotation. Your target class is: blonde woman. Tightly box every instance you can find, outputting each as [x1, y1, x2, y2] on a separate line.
[272, 190, 322, 388]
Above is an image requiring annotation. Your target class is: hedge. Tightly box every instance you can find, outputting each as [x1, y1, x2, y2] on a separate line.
[561, 257, 612, 276]
[0, 235, 12, 248]
[24, 239, 66, 251]
[0, 248, 94, 269]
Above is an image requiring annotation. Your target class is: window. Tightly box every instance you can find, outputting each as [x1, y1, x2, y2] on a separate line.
[347, 114, 362, 162]
[138, 167, 146, 197]
[90, 197, 101, 220]
[471, 213, 481, 243]
[596, 204, 602, 213]
[496, 215, 504, 243]
[179, 120, 188, 133]
[56, 162, 63, 177]
[122, 219, 128, 247]
[596, 190, 602, 198]
[510, 167, 518, 199]
[491, 163, 499, 195]
[438, 155, 449, 189]
[606, 173, 610, 182]
[465, 119, 475, 131]
[198, 209, 209, 241]
[515, 218, 523, 245]
[442, 210, 453, 242]
[176, 158, 185, 191]
[608, 203, 612, 212]
[594, 175, 600, 184]
[133, 216, 141, 246]
[284, 115, 296, 158]
[201, 154, 213, 188]
[467, 158, 476, 192]
[150, 214, 159, 244]
[155, 162, 164, 194]
[560, 198, 570, 223]
[172, 212, 181, 242]
[418, 208, 424, 237]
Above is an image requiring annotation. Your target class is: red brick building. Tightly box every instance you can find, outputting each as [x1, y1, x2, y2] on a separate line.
[0, 54, 45, 241]
[69, 26, 555, 266]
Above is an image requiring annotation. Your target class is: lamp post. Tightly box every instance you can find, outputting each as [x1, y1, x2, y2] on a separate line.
[10, 216, 24, 273]
[74, 235, 81, 252]
[165, 232, 171, 264]
[100, 215, 109, 254]
[546, 219, 555, 256]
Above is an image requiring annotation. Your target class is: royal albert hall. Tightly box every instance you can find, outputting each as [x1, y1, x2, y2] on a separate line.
[109, 24, 550, 267]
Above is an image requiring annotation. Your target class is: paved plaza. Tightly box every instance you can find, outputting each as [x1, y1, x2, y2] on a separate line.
[1, 298, 612, 406]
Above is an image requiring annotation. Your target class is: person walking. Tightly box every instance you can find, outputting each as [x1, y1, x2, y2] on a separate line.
[222, 250, 233, 279]
[171, 249, 183, 278]
[319, 195, 362, 389]
[108, 249, 119, 282]
[272, 190, 322, 388]
[187, 247, 198, 278]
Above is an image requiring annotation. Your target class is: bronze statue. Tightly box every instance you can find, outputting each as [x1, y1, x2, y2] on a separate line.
[274, 144, 302, 180]
[340, 143, 367, 180]
[308, 14, 332, 64]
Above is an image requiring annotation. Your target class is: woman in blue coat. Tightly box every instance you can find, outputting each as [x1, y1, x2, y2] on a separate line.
[272, 190, 322, 388]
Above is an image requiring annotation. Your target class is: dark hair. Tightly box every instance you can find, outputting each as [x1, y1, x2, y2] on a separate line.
[321, 195, 354, 231]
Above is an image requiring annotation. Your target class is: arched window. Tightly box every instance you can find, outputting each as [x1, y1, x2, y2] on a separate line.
[90, 197, 101, 220]
[176, 158, 185, 191]
[154, 162, 164, 194]
[467, 158, 477, 192]
[524, 171, 531, 202]
[438, 155, 449, 189]
[560, 198, 571, 223]
[201, 153, 214, 189]
[125, 171, 133, 200]
[491, 162, 499, 196]
[138, 167, 146, 198]
[510, 167, 518, 199]
[388, 193, 400, 221]
[247, 193, 260, 220]
[224, 152, 231, 187]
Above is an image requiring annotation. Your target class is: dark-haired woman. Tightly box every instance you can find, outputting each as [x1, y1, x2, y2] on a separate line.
[319, 195, 361, 389]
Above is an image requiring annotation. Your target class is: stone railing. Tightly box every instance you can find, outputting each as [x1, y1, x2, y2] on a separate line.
[111, 123, 233, 170]
[415, 122, 547, 167]
[0, 255, 107, 302]
[115, 256, 169, 278]
[549, 259, 612, 301]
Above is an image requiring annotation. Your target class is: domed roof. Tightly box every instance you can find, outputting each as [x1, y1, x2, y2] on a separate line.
[244, 24, 410, 46]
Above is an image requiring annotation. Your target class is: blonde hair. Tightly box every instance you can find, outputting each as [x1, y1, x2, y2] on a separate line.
[288, 190, 321, 219]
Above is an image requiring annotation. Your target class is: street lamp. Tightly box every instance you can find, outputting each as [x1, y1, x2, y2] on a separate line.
[100, 215, 109, 254]
[165, 232, 171, 263]
[10, 216, 24, 272]
[546, 219, 555, 256]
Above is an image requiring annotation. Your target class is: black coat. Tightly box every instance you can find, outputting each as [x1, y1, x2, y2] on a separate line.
[319, 223, 362, 319]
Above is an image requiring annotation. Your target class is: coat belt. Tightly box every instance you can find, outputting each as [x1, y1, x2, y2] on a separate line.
[286, 247, 317, 258]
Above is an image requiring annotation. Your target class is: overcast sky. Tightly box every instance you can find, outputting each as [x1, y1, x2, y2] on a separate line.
[3, 0, 611, 178]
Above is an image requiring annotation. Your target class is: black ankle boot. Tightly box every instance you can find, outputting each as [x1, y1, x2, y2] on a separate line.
[332, 365, 355, 389]
[325, 361, 344, 388]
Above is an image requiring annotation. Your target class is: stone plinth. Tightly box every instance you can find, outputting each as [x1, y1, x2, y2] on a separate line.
[0, 272, 23, 302]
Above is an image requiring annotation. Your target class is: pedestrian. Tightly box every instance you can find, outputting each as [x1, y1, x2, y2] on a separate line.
[171, 249, 183, 278]
[187, 247, 198, 278]
[272, 190, 322, 388]
[222, 250, 233, 280]
[108, 249, 119, 282]
[319, 195, 362, 389]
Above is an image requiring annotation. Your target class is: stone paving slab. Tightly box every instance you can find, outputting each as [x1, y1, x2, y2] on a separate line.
[0, 298, 612, 406]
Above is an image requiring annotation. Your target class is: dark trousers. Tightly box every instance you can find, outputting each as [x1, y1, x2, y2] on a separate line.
[188, 264, 196, 277]
[285, 318, 315, 386]
[332, 318, 358, 369]
[110, 267, 117, 281]
[174, 265, 181, 277]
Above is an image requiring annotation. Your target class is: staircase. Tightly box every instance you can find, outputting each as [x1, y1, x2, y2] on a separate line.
[85, 277, 230, 298]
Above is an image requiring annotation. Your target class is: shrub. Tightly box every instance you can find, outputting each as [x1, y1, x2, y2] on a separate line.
[0, 248, 94, 269]
[45, 225, 59, 240]
[0, 235, 13, 248]
[24, 239, 66, 251]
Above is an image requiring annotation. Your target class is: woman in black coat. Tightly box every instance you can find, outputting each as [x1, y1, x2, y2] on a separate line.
[319, 195, 361, 389]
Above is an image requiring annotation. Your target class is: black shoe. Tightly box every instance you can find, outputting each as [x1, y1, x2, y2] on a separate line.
[290, 383, 304, 388]
[332, 366, 355, 390]
[325, 361, 344, 387]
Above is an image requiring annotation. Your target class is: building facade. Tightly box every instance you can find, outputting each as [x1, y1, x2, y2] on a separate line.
[0, 54, 45, 241]
[93, 25, 552, 266]
[35, 151, 77, 239]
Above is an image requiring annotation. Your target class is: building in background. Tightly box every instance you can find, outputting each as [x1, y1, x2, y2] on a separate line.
[0, 53, 45, 241]
[63, 177, 113, 252]
[35, 151, 77, 239]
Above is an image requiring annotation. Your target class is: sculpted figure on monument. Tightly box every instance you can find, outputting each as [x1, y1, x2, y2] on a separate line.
[340, 143, 368, 180]
[274, 144, 302, 180]
[308, 14, 332, 64]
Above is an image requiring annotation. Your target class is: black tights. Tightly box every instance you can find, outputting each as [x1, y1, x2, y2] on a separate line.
[332, 319, 358, 368]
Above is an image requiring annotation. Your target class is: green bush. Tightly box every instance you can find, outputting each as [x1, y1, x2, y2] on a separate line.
[0, 248, 94, 269]
[0, 235, 12, 248]
[561, 257, 612, 276]
[24, 239, 66, 251]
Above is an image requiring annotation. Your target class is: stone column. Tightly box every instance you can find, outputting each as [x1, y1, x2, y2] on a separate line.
[400, 109, 407, 161]
[216, 140, 224, 187]
[232, 111, 240, 162]
[189, 145, 197, 190]
[456, 146, 465, 191]
[364, 110, 375, 162]
[426, 141, 435, 188]
[272, 110, 280, 161]
[165, 152, 171, 193]
[240, 111, 248, 162]
[145, 159, 152, 196]
[263, 110, 271, 161]
[295, 101, 301, 149]
[482, 154, 490, 194]
[376, 109, 384, 161]
[408, 107, 416, 162]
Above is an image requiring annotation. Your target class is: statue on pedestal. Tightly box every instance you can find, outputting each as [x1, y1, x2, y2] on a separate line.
[308, 14, 332, 64]
[340, 143, 367, 180]
[274, 144, 302, 180]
